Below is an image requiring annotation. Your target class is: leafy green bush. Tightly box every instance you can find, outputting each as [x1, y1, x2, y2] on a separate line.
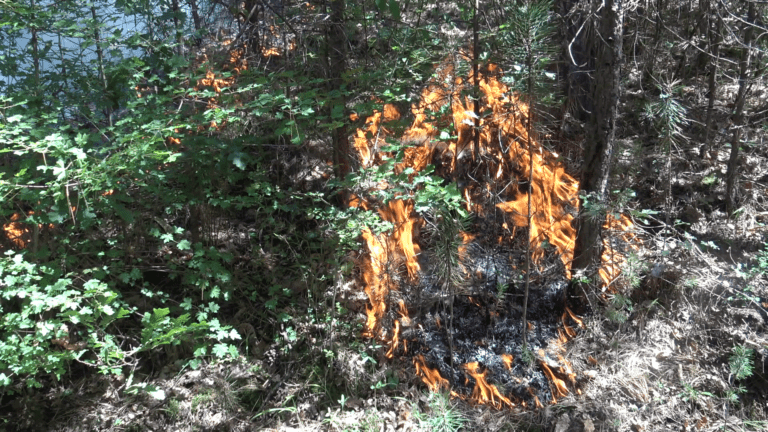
[0, 249, 242, 391]
[0, 251, 128, 388]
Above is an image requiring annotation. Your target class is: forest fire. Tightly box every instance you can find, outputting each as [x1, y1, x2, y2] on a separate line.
[599, 213, 641, 291]
[1, 212, 35, 250]
[385, 300, 410, 359]
[351, 54, 637, 408]
[538, 360, 568, 401]
[463, 362, 516, 408]
[0, 212, 57, 252]
[413, 355, 451, 393]
[359, 198, 421, 339]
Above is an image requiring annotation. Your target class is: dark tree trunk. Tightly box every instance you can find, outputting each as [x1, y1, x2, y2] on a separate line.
[694, 0, 711, 72]
[472, 0, 480, 161]
[702, 14, 722, 155]
[571, 0, 623, 289]
[187, 0, 203, 46]
[243, 0, 262, 56]
[725, 2, 755, 214]
[559, 0, 595, 122]
[30, 0, 40, 91]
[91, 6, 112, 127]
[171, 0, 183, 55]
[328, 0, 351, 182]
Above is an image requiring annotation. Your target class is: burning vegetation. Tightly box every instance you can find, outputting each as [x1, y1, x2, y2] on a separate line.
[351, 53, 637, 408]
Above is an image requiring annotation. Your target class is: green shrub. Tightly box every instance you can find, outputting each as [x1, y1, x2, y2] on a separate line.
[0, 250, 240, 392]
[0, 251, 128, 388]
[730, 345, 754, 381]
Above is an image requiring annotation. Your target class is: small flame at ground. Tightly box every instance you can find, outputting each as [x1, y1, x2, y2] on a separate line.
[414, 355, 450, 392]
[501, 354, 514, 370]
[385, 319, 401, 359]
[599, 214, 640, 292]
[463, 362, 515, 408]
[539, 361, 569, 402]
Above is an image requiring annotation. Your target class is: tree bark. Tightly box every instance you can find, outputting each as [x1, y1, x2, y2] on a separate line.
[187, 0, 203, 46]
[725, 2, 755, 214]
[243, 0, 262, 56]
[559, 0, 594, 122]
[472, 0, 480, 161]
[702, 14, 722, 155]
[571, 0, 623, 289]
[171, 0, 183, 56]
[91, 6, 112, 127]
[328, 0, 351, 182]
[30, 0, 40, 92]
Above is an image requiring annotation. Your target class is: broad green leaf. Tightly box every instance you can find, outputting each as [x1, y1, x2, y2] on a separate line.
[212, 343, 229, 358]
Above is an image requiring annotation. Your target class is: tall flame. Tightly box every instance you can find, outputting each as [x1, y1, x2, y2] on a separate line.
[351, 55, 635, 408]
[359, 199, 422, 339]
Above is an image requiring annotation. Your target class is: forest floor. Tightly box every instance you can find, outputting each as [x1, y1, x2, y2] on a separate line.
[23, 227, 767, 432]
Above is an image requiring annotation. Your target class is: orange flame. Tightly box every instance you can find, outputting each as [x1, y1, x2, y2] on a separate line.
[359, 200, 421, 339]
[560, 312, 576, 342]
[539, 361, 569, 402]
[564, 306, 584, 328]
[2, 212, 33, 249]
[599, 214, 640, 291]
[378, 199, 422, 278]
[350, 55, 635, 408]
[385, 300, 411, 358]
[385, 319, 401, 359]
[352, 103, 400, 168]
[360, 227, 391, 338]
[501, 354, 514, 370]
[526, 387, 544, 408]
[1, 212, 55, 251]
[463, 362, 515, 408]
[556, 354, 577, 385]
[414, 355, 449, 392]
[352, 57, 582, 281]
[398, 299, 410, 324]
[561, 306, 585, 338]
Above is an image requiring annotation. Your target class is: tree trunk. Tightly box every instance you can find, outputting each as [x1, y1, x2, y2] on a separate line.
[571, 0, 623, 291]
[559, 0, 594, 122]
[243, 0, 262, 56]
[187, 0, 203, 46]
[91, 6, 112, 127]
[171, 0, 183, 56]
[472, 0, 480, 161]
[328, 0, 351, 182]
[725, 2, 755, 214]
[702, 14, 721, 156]
[694, 0, 710, 72]
[30, 0, 40, 93]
